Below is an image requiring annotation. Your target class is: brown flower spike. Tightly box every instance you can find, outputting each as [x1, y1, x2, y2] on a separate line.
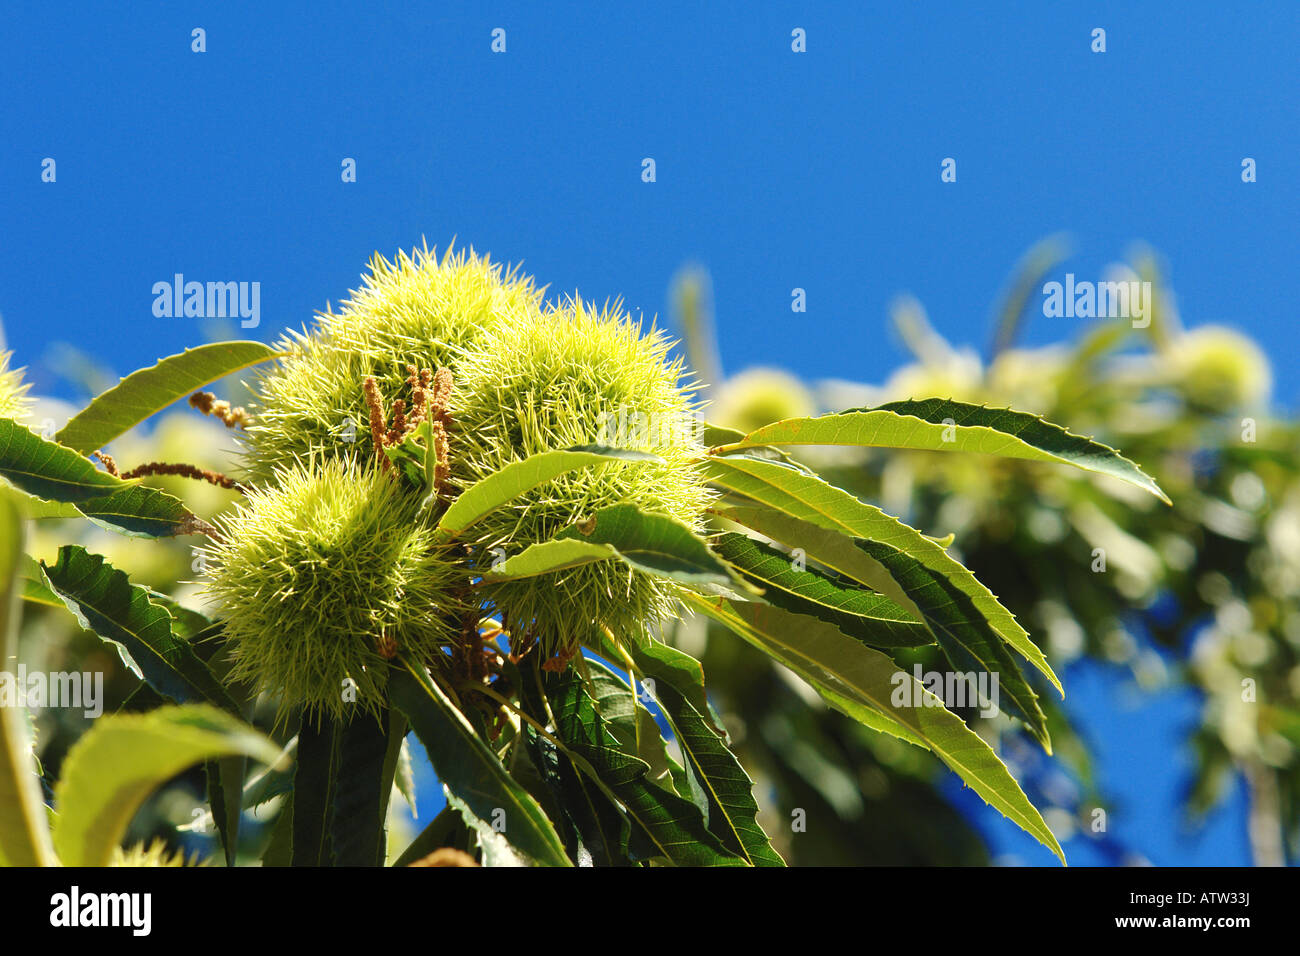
[189, 390, 251, 429]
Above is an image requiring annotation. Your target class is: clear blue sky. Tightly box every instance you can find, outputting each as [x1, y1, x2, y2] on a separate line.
[3, 2, 1294, 865]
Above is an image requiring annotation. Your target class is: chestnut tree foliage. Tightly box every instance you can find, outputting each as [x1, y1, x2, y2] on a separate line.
[0, 245, 1172, 867]
[690, 241, 1299, 866]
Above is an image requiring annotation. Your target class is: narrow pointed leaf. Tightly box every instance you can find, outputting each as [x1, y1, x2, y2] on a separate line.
[515, 661, 637, 866]
[388, 660, 570, 867]
[436, 446, 662, 539]
[77, 485, 200, 538]
[291, 717, 340, 866]
[261, 796, 295, 867]
[543, 666, 748, 866]
[625, 639, 725, 737]
[56, 341, 280, 454]
[705, 459, 1061, 696]
[330, 711, 393, 866]
[650, 676, 784, 866]
[715, 519, 1049, 747]
[522, 729, 633, 866]
[0, 418, 121, 501]
[0, 419, 200, 537]
[204, 755, 245, 866]
[39, 546, 240, 714]
[584, 660, 682, 792]
[684, 593, 1064, 864]
[553, 503, 742, 587]
[709, 399, 1168, 504]
[482, 538, 621, 581]
[711, 531, 933, 649]
[851, 536, 1048, 746]
[486, 504, 743, 590]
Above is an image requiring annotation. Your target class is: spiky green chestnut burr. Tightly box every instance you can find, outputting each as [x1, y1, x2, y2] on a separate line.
[111, 839, 208, 867]
[454, 298, 710, 655]
[243, 244, 543, 481]
[201, 458, 459, 721]
[1169, 324, 1272, 410]
[0, 351, 33, 421]
[709, 367, 817, 433]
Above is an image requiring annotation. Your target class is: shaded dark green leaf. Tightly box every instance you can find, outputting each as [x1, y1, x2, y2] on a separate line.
[712, 531, 933, 650]
[651, 677, 784, 866]
[388, 660, 570, 867]
[543, 665, 748, 866]
[39, 546, 239, 714]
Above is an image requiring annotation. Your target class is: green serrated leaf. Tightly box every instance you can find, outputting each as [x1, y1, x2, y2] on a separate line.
[205, 755, 244, 867]
[584, 659, 681, 793]
[484, 503, 744, 592]
[0, 418, 124, 502]
[514, 661, 636, 866]
[553, 503, 742, 587]
[714, 519, 1049, 748]
[711, 531, 933, 650]
[56, 341, 280, 454]
[330, 711, 393, 867]
[683, 593, 1065, 864]
[709, 399, 1169, 504]
[543, 665, 749, 866]
[705, 460, 1061, 697]
[624, 639, 724, 737]
[77, 485, 199, 538]
[0, 419, 200, 537]
[388, 660, 570, 867]
[39, 545, 240, 714]
[291, 716, 340, 866]
[481, 537, 619, 581]
[650, 675, 784, 866]
[261, 795, 295, 867]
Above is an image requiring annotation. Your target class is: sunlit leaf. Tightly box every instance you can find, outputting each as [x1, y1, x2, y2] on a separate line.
[0, 419, 200, 537]
[542, 665, 749, 866]
[705, 460, 1061, 697]
[56, 341, 280, 454]
[711, 531, 932, 650]
[485, 503, 743, 590]
[436, 446, 662, 540]
[683, 593, 1065, 864]
[649, 675, 784, 866]
[709, 399, 1169, 504]
[0, 493, 57, 866]
[52, 704, 280, 866]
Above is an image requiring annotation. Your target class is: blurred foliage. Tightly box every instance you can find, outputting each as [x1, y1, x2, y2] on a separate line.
[11, 244, 1294, 866]
[13, 352, 268, 864]
[676, 240, 1299, 865]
